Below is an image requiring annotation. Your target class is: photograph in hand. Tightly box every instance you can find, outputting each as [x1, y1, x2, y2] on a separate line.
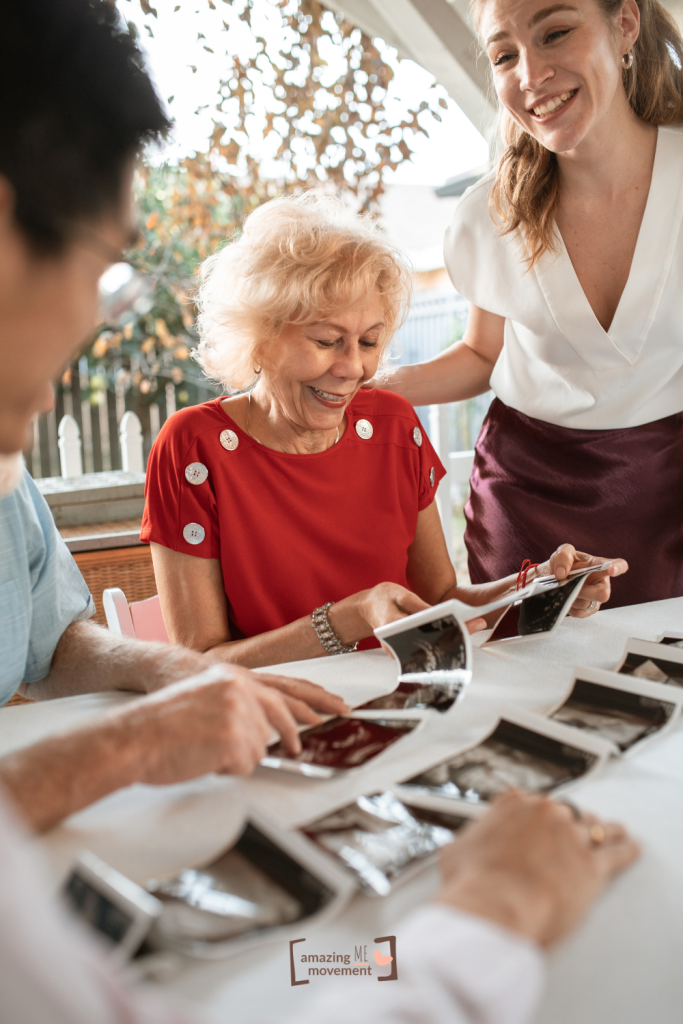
[263, 716, 421, 775]
[364, 614, 469, 712]
[400, 719, 599, 804]
[484, 574, 589, 646]
[302, 791, 466, 896]
[550, 676, 677, 752]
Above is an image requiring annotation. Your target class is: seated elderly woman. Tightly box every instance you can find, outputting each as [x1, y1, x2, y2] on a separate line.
[141, 194, 626, 666]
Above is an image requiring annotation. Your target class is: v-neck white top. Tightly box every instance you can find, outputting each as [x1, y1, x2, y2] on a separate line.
[443, 125, 683, 430]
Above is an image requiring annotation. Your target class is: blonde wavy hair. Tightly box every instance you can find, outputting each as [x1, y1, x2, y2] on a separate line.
[194, 191, 412, 392]
[471, 0, 683, 267]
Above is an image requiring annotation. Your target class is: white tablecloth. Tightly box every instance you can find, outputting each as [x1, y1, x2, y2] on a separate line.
[1, 597, 682, 1024]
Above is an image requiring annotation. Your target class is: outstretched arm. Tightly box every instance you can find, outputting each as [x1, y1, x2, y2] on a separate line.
[376, 305, 504, 406]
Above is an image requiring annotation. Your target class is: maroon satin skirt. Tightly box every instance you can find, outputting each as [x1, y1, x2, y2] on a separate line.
[464, 399, 683, 607]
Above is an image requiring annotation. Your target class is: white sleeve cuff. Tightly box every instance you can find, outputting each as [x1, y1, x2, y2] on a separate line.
[396, 903, 545, 1024]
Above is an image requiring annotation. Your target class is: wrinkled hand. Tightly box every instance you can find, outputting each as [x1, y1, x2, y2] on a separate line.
[329, 582, 485, 647]
[437, 791, 640, 947]
[116, 664, 306, 784]
[536, 544, 629, 617]
[254, 672, 349, 725]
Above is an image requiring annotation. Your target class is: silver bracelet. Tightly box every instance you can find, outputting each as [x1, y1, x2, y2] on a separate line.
[311, 602, 358, 655]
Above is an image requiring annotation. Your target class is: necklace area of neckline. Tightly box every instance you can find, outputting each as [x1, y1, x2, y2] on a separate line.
[246, 390, 340, 450]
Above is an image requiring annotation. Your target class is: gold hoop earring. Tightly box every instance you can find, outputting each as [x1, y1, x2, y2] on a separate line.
[253, 366, 262, 375]
[622, 50, 634, 69]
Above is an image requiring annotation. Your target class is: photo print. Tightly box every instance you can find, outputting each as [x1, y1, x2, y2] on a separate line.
[617, 639, 683, 688]
[657, 633, 683, 649]
[147, 817, 351, 957]
[400, 718, 600, 804]
[485, 573, 594, 646]
[302, 791, 468, 896]
[367, 612, 470, 712]
[66, 816, 353, 961]
[262, 716, 421, 777]
[550, 674, 679, 752]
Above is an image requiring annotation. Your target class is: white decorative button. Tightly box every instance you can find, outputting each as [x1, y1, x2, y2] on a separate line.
[429, 467, 435, 487]
[185, 462, 208, 485]
[355, 418, 373, 440]
[219, 429, 239, 451]
[412, 426, 423, 447]
[183, 522, 205, 545]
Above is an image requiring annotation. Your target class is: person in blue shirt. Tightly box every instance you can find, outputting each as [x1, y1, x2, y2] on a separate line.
[0, 0, 345, 833]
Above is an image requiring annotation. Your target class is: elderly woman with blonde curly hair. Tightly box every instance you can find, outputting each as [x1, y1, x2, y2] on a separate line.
[141, 193, 625, 667]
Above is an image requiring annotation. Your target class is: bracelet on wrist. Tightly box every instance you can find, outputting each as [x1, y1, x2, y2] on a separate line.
[311, 602, 358, 656]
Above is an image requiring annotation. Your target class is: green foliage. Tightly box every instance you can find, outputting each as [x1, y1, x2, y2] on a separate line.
[81, 0, 447, 411]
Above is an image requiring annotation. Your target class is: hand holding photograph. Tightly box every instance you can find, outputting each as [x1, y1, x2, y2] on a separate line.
[369, 589, 535, 713]
[261, 716, 422, 778]
[483, 563, 612, 647]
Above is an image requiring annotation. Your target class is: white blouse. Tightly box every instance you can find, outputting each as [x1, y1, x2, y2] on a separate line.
[443, 125, 683, 430]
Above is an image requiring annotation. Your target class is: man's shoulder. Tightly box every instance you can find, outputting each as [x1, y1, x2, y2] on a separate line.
[0, 469, 45, 535]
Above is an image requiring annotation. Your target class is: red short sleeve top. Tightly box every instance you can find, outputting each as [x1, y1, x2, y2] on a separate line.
[141, 389, 446, 649]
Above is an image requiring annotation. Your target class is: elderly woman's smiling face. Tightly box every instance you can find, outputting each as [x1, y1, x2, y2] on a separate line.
[257, 289, 385, 432]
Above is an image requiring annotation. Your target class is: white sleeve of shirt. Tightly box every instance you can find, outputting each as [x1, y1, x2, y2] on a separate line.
[0, 787, 544, 1024]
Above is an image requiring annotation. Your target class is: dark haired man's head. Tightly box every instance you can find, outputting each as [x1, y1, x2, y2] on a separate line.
[0, 0, 170, 457]
[0, 0, 169, 252]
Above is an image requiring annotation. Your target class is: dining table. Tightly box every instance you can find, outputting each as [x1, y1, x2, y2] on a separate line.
[1, 595, 682, 1024]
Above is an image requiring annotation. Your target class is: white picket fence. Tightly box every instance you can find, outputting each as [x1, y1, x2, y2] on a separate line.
[57, 411, 145, 478]
[51, 403, 474, 557]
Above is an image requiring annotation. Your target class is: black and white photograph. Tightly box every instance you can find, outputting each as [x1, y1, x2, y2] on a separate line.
[619, 653, 683, 687]
[485, 576, 586, 645]
[550, 677, 678, 752]
[359, 677, 463, 713]
[400, 719, 599, 803]
[381, 614, 468, 676]
[658, 635, 683, 649]
[302, 792, 462, 896]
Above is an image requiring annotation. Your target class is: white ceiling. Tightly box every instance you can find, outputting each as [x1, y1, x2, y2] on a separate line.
[327, 0, 683, 147]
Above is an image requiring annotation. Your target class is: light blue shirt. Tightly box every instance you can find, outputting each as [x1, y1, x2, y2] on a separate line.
[0, 469, 94, 706]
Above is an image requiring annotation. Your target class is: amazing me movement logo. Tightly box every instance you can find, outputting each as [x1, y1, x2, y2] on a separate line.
[289, 935, 397, 986]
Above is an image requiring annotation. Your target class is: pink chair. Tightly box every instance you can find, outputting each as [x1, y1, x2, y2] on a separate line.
[103, 588, 170, 643]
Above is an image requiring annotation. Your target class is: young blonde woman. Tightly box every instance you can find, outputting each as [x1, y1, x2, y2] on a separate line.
[380, 0, 683, 607]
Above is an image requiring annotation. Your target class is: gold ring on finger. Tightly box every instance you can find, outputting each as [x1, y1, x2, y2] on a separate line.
[589, 823, 606, 846]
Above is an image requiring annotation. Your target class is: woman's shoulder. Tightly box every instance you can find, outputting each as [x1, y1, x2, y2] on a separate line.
[444, 169, 528, 312]
[350, 389, 425, 447]
[351, 387, 418, 421]
[151, 399, 228, 460]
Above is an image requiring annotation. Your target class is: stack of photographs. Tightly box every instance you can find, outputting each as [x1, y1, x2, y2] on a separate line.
[616, 639, 683, 688]
[260, 590, 542, 779]
[548, 665, 683, 754]
[394, 707, 612, 806]
[300, 791, 479, 897]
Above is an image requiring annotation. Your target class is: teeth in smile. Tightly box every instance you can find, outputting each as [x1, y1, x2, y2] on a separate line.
[532, 91, 575, 117]
[310, 386, 346, 402]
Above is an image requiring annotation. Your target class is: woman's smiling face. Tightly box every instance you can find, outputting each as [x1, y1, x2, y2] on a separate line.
[480, 0, 641, 154]
[257, 289, 385, 433]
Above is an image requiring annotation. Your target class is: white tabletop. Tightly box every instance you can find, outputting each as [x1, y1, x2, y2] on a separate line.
[2, 597, 683, 1024]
